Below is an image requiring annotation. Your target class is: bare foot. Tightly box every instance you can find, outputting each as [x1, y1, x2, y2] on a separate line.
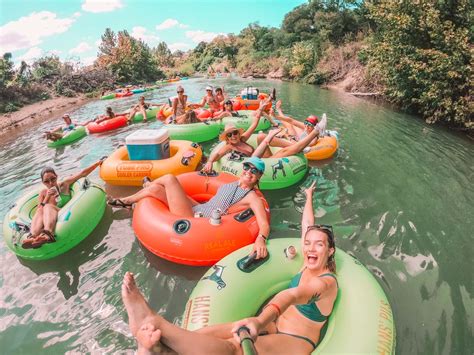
[276, 100, 282, 111]
[136, 323, 162, 354]
[121, 272, 155, 336]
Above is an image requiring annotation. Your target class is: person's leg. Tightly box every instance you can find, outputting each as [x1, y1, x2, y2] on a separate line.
[30, 207, 45, 237]
[140, 108, 148, 122]
[42, 204, 59, 234]
[175, 113, 188, 124]
[118, 175, 194, 216]
[122, 272, 239, 355]
[272, 128, 319, 158]
[252, 128, 282, 158]
[128, 108, 138, 122]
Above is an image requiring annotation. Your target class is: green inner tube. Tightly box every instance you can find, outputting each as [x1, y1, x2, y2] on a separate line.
[183, 238, 396, 354]
[213, 135, 308, 190]
[165, 121, 222, 143]
[130, 107, 160, 123]
[47, 126, 87, 148]
[222, 110, 271, 131]
[100, 93, 116, 100]
[3, 179, 106, 260]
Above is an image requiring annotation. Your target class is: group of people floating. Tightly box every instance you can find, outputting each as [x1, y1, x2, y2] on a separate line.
[35, 85, 337, 354]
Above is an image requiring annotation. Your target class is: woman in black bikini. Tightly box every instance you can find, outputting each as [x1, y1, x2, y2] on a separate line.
[120, 181, 338, 354]
[127, 96, 160, 123]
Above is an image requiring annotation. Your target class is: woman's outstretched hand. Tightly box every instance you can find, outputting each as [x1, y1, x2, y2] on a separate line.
[304, 181, 316, 198]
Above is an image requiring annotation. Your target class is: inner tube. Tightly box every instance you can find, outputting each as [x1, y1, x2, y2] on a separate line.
[132, 171, 270, 266]
[183, 238, 396, 354]
[213, 135, 308, 190]
[2, 179, 106, 260]
[221, 111, 271, 131]
[116, 92, 133, 98]
[47, 126, 87, 148]
[87, 115, 128, 134]
[99, 140, 203, 186]
[164, 121, 222, 143]
[100, 93, 116, 100]
[305, 130, 339, 161]
[130, 107, 161, 123]
[233, 93, 271, 111]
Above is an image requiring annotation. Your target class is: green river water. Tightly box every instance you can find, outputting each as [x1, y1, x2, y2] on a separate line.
[0, 78, 472, 354]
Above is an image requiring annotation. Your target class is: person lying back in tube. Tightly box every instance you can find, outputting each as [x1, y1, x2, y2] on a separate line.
[108, 157, 270, 259]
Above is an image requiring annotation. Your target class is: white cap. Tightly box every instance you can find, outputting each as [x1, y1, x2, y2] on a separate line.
[205, 86, 213, 91]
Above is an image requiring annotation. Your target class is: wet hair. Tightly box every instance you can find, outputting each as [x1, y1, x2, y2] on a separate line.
[40, 166, 57, 180]
[216, 87, 223, 93]
[106, 107, 113, 112]
[185, 110, 199, 123]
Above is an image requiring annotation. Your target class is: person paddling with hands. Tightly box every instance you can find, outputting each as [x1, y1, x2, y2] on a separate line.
[119, 181, 338, 354]
[22, 160, 105, 249]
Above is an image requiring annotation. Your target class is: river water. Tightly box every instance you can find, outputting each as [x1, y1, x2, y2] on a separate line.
[0, 78, 472, 354]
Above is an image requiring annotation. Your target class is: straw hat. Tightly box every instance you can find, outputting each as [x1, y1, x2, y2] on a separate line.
[219, 123, 244, 141]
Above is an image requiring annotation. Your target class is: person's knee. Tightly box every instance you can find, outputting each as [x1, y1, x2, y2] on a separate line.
[257, 133, 266, 142]
[159, 174, 178, 185]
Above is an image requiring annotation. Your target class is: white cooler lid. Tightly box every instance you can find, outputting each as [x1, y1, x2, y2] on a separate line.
[126, 128, 169, 145]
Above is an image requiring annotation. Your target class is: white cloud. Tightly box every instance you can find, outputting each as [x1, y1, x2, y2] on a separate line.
[168, 42, 191, 52]
[69, 41, 93, 54]
[82, 0, 123, 13]
[156, 18, 188, 30]
[73, 12, 82, 18]
[81, 56, 96, 66]
[0, 11, 76, 53]
[131, 26, 160, 45]
[185, 30, 224, 43]
[18, 47, 43, 63]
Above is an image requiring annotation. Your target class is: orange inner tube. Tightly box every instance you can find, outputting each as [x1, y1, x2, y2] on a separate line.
[132, 172, 270, 266]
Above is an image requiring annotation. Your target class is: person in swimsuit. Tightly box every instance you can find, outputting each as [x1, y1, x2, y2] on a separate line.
[108, 157, 270, 258]
[44, 114, 78, 141]
[93, 107, 118, 124]
[128, 96, 160, 123]
[215, 86, 227, 106]
[202, 97, 272, 173]
[167, 85, 189, 124]
[120, 181, 338, 354]
[21, 160, 105, 249]
[197, 86, 222, 113]
[210, 99, 241, 120]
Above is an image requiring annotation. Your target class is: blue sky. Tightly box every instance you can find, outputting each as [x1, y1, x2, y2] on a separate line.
[0, 0, 306, 65]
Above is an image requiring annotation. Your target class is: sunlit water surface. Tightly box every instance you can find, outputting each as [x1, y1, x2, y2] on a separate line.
[0, 78, 472, 354]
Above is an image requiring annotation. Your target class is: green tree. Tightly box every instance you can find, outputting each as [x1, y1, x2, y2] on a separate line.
[369, 0, 472, 129]
[0, 53, 15, 88]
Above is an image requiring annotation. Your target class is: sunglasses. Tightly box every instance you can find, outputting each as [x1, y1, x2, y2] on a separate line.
[225, 101, 233, 105]
[243, 164, 261, 175]
[226, 130, 240, 138]
[304, 121, 315, 127]
[306, 224, 335, 243]
[177, 91, 184, 93]
[43, 176, 57, 184]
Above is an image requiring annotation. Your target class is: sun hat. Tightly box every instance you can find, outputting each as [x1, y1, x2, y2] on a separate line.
[243, 157, 265, 174]
[219, 123, 244, 141]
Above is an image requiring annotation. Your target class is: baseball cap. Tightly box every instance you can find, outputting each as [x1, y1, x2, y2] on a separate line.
[243, 157, 265, 174]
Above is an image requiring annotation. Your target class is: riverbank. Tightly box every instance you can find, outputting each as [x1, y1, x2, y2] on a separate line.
[0, 95, 93, 144]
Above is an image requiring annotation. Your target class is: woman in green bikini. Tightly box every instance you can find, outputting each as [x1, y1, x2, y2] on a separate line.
[120, 181, 338, 354]
[22, 160, 104, 249]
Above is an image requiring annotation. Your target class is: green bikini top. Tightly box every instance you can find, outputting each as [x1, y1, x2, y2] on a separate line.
[288, 271, 338, 322]
[57, 190, 71, 208]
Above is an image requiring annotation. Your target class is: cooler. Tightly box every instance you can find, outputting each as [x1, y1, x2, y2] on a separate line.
[126, 128, 170, 161]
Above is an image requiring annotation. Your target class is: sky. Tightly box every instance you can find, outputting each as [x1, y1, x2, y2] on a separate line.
[0, 0, 307, 66]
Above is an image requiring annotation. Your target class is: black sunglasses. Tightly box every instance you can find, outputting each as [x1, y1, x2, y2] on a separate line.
[306, 224, 335, 243]
[243, 164, 261, 175]
[226, 130, 240, 138]
[177, 91, 184, 93]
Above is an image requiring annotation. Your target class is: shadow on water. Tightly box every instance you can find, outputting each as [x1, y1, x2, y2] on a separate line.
[17, 207, 114, 299]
